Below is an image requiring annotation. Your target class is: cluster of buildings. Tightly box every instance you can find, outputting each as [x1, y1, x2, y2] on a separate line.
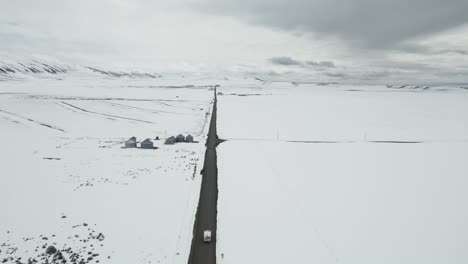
[124, 137, 155, 149]
[124, 134, 195, 149]
[165, 134, 194, 145]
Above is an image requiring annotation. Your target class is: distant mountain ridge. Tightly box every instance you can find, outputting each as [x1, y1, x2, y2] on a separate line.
[0, 59, 162, 81]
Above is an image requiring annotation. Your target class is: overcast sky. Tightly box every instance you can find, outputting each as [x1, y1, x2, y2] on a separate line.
[1, 0, 468, 84]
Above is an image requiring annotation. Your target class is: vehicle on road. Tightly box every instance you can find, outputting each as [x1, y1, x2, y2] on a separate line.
[203, 230, 212, 242]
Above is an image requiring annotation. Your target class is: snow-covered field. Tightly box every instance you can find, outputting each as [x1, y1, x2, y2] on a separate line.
[216, 84, 468, 264]
[0, 76, 215, 264]
[2, 72, 468, 264]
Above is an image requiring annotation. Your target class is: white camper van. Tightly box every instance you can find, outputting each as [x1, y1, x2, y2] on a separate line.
[203, 230, 212, 242]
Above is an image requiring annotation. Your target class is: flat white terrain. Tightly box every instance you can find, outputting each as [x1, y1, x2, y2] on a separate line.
[216, 84, 468, 264]
[0, 76, 214, 264]
[2, 74, 468, 264]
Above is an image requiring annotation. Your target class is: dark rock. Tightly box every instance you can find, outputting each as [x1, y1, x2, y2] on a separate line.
[46, 246, 57, 255]
[54, 251, 64, 260]
[96, 233, 104, 241]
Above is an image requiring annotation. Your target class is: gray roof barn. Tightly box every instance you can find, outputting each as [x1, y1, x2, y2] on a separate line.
[185, 134, 194, 142]
[125, 137, 137, 148]
[141, 138, 154, 149]
[165, 136, 176, 145]
[176, 134, 185, 142]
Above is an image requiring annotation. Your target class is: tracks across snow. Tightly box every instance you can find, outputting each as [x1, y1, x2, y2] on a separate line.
[58, 101, 155, 124]
[22, 94, 189, 102]
[100, 101, 197, 116]
[20, 94, 203, 111]
[0, 108, 65, 132]
[0, 115, 23, 125]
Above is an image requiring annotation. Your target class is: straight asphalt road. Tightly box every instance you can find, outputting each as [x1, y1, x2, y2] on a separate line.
[188, 87, 219, 264]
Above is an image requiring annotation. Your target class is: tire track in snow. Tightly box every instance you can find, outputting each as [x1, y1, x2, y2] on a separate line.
[23, 94, 191, 103]
[101, 101, 196, 115]
[56, 102, 116, 121]
[59, 101, 155, 124]
[0, 114, 23, 125]
[0, 108, 65, 132]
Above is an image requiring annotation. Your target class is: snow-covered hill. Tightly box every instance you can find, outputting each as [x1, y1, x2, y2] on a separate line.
[0, 59, 163, 81]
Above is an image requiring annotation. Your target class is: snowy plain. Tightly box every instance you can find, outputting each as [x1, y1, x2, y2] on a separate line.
[2, 65, 468, 264]
[0, 72, 216, 264]
[216, 83, 468, 264]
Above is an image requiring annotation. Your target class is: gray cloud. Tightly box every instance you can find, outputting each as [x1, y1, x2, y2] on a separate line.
[269, 56, 302, 65]
[439, 49, 468, 55]
[269, 56, 337, 68]
[395, 43, 468, 55]
[324, 72, 348, 78]
[196, 0, 468, 48]
[306, 60, 335, 68]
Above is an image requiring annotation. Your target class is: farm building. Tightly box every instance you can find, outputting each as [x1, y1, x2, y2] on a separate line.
[165, 136, 176, 145]
[176, 134, 185, 142]
[141, 138, 154, 149]
[125, 137, 137, 148]
[186, 135, 194, 142]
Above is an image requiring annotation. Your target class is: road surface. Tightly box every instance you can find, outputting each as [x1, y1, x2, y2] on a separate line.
[188, 87, 220, 264]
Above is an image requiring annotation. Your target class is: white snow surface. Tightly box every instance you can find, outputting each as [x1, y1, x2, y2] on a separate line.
[0, 76, 215, 264]
[2, 74, 468, 264]
[216, 83, 468, 264]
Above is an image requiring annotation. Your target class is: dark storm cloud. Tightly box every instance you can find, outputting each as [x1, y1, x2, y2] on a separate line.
[196, 0, 468, 48]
